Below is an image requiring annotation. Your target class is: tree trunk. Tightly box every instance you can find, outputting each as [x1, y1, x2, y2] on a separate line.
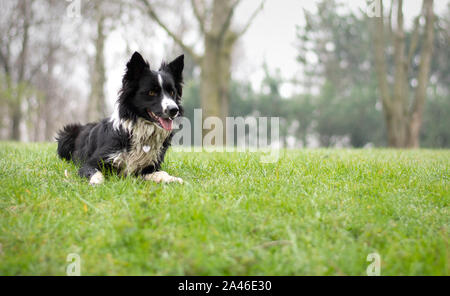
[87, 11, 107, 122]
[44, 45, 56, 140]
[11, 105, 22, 141]
[11, 0, 30, 141]
[199, 0, 236, 141]
[407, 0, 435, 148]
[372, 0, 434, 148]
[200, 36, 221, 127]
[385, 103, 408, 147]
[200, 35, 233, 141]
[218, 37, 233, 125]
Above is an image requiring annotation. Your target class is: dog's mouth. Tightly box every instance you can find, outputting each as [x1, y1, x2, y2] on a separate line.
[147, 110, 173, 131]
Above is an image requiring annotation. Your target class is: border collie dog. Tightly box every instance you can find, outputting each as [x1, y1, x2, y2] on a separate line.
[56, 52, 184, 185]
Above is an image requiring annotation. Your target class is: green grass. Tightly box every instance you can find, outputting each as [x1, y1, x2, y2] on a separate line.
[0, 142, 448, 275]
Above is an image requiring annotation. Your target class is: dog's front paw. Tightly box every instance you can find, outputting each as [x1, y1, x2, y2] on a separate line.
[89, 171, 105, 185]
[143, 171, 183, 184]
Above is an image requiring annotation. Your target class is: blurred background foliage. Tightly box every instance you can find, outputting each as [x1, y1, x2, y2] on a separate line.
[0, 0, 448, 147]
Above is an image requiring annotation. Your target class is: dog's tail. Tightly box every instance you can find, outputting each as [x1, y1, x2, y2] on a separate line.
[56, 123, 82, 161]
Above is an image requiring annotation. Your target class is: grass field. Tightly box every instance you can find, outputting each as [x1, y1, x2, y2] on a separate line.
[0, 142, 448, 275]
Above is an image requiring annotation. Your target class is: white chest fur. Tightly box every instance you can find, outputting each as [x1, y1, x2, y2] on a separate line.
[108, 118, 171, 175]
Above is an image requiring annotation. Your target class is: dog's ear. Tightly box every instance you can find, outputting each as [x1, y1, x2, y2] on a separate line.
[125, 51, 149, 81]
[167, 54, 184, 83]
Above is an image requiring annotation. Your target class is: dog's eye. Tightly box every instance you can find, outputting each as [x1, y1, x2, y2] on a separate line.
[170, 91, 175, 97]
[148, 91, 157, 96]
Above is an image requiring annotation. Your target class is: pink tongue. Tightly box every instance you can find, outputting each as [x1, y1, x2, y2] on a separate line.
[158, 117, 173, 131]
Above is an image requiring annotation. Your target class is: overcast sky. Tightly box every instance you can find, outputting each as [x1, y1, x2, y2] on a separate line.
[102, 0, 448, 108]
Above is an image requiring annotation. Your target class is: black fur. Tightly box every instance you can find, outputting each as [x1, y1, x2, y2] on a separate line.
[56, 123, 82, 161]
[56, 52, 184, 181]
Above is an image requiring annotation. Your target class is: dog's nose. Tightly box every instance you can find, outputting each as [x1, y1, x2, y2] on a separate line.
[167, 105, 179, 118]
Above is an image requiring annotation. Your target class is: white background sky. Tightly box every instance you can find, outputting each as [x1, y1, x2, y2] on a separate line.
[100, 0, 448, 109]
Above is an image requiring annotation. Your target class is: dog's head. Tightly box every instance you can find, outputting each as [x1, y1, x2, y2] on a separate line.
[117, 51, 184, 131]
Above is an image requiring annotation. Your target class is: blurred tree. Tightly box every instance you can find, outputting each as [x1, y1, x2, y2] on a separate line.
[36, 0, 69, 140]
[86, 2, 107, 122]
[287, 94, 315, 147]
[84, 1, 126, 122]
[295, 0, 449, 148]
[420, 3, 450, 147]
[0, 0, 32, 140]
[372, 0, 435, 148]
[297, 1, 374, 93]
[295, 0, 385, 147]
[181, 80, 201, 121]
[139, 0, 265, 140]
[421, 89, 450, 147]
[0, 0, 63, 140]
[430, 3, 450, 93]
[313, 82, 385, 147]
[256, 65, 289, 146]
[0, 0, 88, 141]
[229, 80, 256, 118]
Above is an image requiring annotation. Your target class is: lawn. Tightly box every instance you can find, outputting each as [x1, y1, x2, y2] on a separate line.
[0, 142, 448, 275]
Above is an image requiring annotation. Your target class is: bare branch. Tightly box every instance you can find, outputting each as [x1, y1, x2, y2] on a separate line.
[217, 0, 241, 43]
[410, 0, 434, 126]
[139, 0, 201, 64]
[17, 0, 30, 82]
[190, 0, 206, 34]
[234, 0, 265, 38]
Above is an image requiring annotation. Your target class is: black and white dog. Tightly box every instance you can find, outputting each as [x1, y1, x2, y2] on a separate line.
[56, 52, 184, 185]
